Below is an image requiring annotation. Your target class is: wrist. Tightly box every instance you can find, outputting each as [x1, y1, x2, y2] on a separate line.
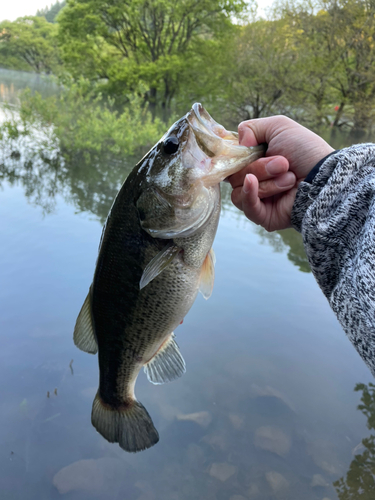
[304, 149, 338, 184]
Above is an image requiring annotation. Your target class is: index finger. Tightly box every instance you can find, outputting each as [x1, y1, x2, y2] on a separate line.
[238, 121, 262, 147]
[238, 116, 288, 148]
[238, 118, 272, 147]
[228, 155, 289, 188]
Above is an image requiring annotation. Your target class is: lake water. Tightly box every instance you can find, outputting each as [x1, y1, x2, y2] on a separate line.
[0, 68, 374, 500]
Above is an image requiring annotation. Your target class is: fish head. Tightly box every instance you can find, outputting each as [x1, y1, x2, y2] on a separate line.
[137, 103, 265, 239]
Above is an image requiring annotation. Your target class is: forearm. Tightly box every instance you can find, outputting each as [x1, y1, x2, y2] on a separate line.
[291, 144, 375, 375]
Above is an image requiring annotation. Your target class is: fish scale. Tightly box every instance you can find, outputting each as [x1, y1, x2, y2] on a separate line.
[73, 103, 265, 452]
[93, 174, 204, 407]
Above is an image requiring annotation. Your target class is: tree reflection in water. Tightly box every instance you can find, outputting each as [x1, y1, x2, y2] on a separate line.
[255, 226, 311, 273]
[334, 382, 375, 500]
[0, 133, 134, 221]
[220, 181, 311, 273]
[1, 133, 313, 275]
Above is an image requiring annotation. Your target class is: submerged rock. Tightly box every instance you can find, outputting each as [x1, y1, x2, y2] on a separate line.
[202, 432, 228, 451]
[307, 440, 342, 475]
[209, 462, 236, 482]
[186, 443, 206, 466]
[311, 474, 329, 487]
[228, 413, 244, 430]
[250, 384, 295, 412]
[254, 426, 291, 457]
[176, 411, 212, 428]
[53, 457, 125, 495]
[156, 402, 181, 421]
[265, 471, 289, 494]
[247, 483, 261, 498]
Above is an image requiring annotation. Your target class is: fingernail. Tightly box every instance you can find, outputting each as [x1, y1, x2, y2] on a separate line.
[266, 159, 284, 175]
[243, 174, 251, 193]
[238, 125, 255, 147]
[238, 124, 244, 144]
[275, 172, 295, 188]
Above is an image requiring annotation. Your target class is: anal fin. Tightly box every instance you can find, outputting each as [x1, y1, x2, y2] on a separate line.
[73, 287, 98, 354]
[144, 333, 186, 385]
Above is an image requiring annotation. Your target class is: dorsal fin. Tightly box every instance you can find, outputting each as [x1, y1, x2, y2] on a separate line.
[73, 287, 98, 354]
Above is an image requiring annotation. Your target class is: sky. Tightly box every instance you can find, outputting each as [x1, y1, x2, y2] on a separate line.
[1, 0, 54, 22]
[0, 0, 275, 23]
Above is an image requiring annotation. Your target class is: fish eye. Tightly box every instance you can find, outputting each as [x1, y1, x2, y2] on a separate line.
[163, 136, 179, 155]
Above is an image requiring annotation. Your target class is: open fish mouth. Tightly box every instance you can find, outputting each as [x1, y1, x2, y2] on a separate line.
[138, 102, 266, 238]
[186, 103, 266, 186]
[188, 103, 239, 147]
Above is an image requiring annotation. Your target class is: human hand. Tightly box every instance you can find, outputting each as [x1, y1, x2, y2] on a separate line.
[229, 116, 334, 231]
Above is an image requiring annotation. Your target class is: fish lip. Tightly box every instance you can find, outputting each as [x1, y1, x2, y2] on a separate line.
[186, 103, 265, 185]
[189, 103, 240, 143]
[190, 103, 209, 131]
[190, 103, 216, 133]
[188, 103, 236, 143]
[185, 103, 231, 176]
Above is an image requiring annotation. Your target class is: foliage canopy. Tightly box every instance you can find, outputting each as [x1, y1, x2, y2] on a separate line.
[36, 1, 67, 23]
[57, 0, 248, 112]
[0, 16, 59, 73]
[1, 0, 375, 135]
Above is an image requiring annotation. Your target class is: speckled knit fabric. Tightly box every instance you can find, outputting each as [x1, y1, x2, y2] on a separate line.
[291, 144, 375, 376]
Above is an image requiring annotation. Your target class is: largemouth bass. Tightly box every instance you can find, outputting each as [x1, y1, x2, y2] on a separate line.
[74, 103, 265, 452]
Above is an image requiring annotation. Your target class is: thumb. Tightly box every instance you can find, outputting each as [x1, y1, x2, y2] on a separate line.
[238, 117, 279, 147]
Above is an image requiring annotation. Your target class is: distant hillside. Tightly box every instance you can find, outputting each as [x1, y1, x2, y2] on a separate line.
[36, 1, 66, 23]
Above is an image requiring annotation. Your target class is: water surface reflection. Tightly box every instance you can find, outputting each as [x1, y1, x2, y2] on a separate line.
[334, 382, 375, 500]
[0, 142, 309, 273]
[0, 68, 374, 500]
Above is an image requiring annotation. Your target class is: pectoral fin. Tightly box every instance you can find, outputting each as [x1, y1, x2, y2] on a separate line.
[199, 248, 215, 300]
[140, 243, 180, 290]
[73, 287, 98, 354]
[144, 333, 186, 384]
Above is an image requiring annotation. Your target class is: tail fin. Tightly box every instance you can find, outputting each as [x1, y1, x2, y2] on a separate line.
[91, 393, 159, 453]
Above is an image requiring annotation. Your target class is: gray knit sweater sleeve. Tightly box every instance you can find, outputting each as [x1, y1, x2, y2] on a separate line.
[291, 144, 375, 376]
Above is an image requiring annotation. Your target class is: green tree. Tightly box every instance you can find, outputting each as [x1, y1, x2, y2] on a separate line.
[280, 7, 338, 128]
[334, 382, 375, 499]
[36, 1, 67, 23]
[0, 85, 165, 219]
[324, 0, 375, 133]
[57, 0, 248, 115]
[278, 0, 375, 133]
[223, 19, 294, 122]
[207, 9, 336, 129]
[0, 16, 59, 73]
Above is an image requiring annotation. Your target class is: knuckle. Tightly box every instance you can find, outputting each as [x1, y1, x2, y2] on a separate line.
[273, 114, 291, 124]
